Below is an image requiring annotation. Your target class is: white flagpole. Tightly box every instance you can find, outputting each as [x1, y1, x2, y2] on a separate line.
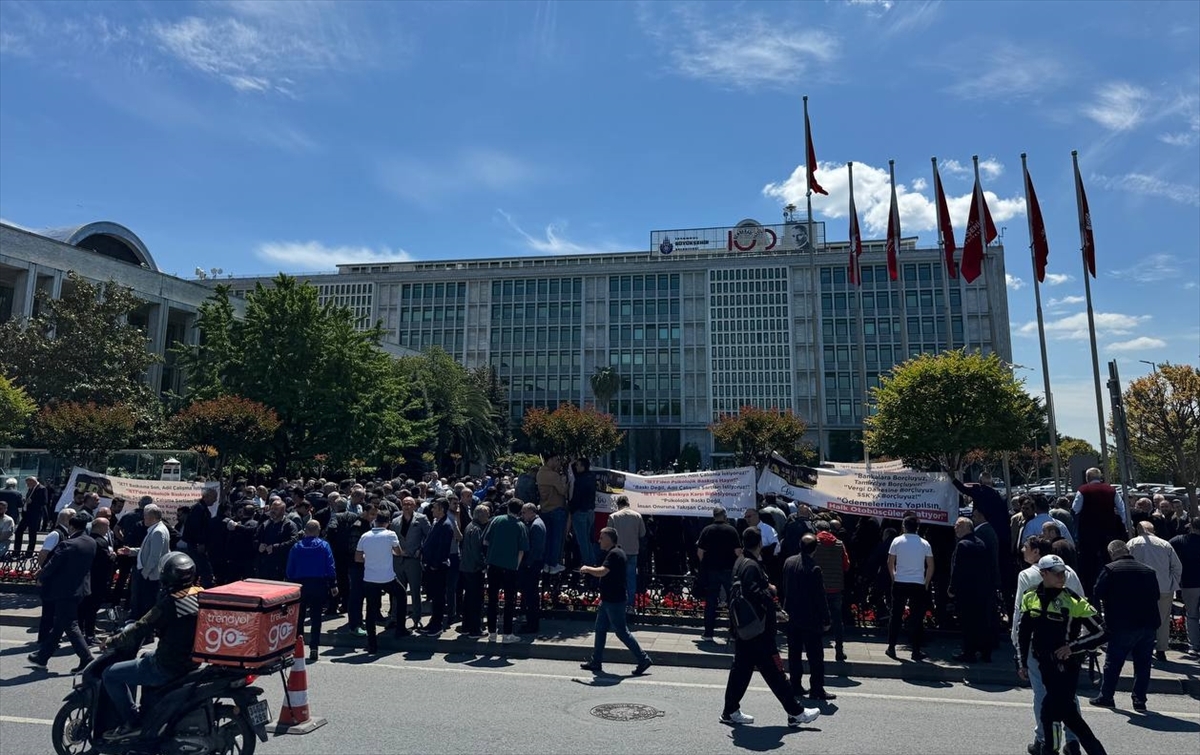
[889, 160, 909, 361]
[850, 162, 870, 468]
[804, 96, 826, 463]
[1021, 153, 1062, 496]
[1073, 149, 1110, 475]
[932, 158, 955, 352]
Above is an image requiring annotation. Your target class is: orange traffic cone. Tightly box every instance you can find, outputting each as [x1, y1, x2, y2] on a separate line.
[273, 637, 327, 735]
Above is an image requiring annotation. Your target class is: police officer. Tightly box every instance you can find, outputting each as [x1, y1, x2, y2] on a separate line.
[1017, 555, 1108, 755]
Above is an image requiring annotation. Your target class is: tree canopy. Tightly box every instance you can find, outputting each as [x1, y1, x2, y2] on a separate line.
[34, 401, 136, 470]
[0, 374, 37, 447]
[1123, 363, 1199, 516]
[865, 350, 1042, 473]
[522, 403, 623, 461]
[167, 395, 281, 490]
[709, 405, 809, 467]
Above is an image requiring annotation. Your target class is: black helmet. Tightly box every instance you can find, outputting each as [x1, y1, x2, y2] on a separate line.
[159, 552, 197, 593]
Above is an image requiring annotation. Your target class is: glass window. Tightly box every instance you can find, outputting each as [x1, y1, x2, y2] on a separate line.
[861, 266, 874, 285]
[918, 264, 932, 283]
[906, 291, 919, 308]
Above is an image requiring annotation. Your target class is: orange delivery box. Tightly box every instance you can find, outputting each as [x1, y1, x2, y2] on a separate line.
[192, 579, 301, 669]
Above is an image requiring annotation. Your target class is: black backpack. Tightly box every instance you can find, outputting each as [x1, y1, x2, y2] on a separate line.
[728, 558, 766, 640]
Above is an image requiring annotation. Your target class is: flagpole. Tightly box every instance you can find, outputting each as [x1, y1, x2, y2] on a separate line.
[850, 162, 871, 468]
[932, 158, 955, 352]
[975, 155, 1013, 497]
[1073, 149, 1110, 475]
[889, 160, 909, 361]
[804, 96, 826, 463]
[1021, 153, 1062, 496]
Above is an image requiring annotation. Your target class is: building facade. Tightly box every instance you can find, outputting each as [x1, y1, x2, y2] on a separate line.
[0, 221, 243, 396]
[225, 218, 1012, 468]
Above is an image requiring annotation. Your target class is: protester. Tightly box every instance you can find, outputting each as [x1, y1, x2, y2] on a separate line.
[356, 510, 406, 654]
[948, 517, 997, 663]
[287, 520, 337, 662]
[811, 519, 849, 662]
[781, 534, 833, 700]
[79, 517, 115, 643]
[607, 495, 646, 608]
[459, 504, 490, 638]
[483, 498, 527, 643]
[14, 476, 49, 557]
[517, 502, 546, 635]
[697, 506, 742, 641]
[578, 527, 652, 676]
[1090, 540, 1160, 712]
[568, 458, 598, 568]
[536, 454, 569, 574]
[1169, 518, 1200, 655]
[420, 499, 455, 634]
[720, 527, 820, 729]
[1017, 555, 1108, 755]
[392, 496, 430, 631]
[1126, 521, 1183, 662]
[1073, 468, 1128, 597]
[886, 515, 934, 661]
[118, 504, 170, 621]
[0, 499, 14, 559]
[28, 514, 95, 672]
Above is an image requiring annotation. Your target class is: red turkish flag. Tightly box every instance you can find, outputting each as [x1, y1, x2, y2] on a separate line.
[1023, 163, 1050, 283]
[805, 109, 829, 196]
[1074, 160, 1096, 277]
[960, 177, 998, 283]
[885, 182, 900, 281]
[848, 182, 862, 285]
[933, 164, 958, 279]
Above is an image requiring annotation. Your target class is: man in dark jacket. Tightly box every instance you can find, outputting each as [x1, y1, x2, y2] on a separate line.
[325, 496, 357, 614]
[29, 515, 96, 671]
[1170, 518, 1200, 655]
[697, 506, 742, 640]
[782, 534, 833, 701]
[420, 499, 455, 634]
[256, 499, 299, 581]
[949, 517, 998, 663]
[721, 527, 821, 727]
[15, 476, 49, 556]
[518, 502, 546, 634]
[1073, 468, 1128, 597]
[1090, 539, 1160, 711]
[79, 517, 116, 642]
[569, 458, 598, 567]
[459, 503, 490, 637]
[179, 488, 218, 587]
[220, 504, 260, 583]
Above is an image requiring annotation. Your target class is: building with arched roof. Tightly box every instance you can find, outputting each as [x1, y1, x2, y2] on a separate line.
[0, 220, 243, 396]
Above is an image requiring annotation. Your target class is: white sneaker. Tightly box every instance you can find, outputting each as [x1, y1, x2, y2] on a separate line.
[502, 634, 520, 644]
[720, 709, 754, 725]
[488, 632, 497, 643]
[787, 708, 820, 727]
[550, 564, 566, 574]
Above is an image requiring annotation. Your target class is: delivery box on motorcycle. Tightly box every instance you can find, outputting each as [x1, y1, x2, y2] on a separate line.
[192, 579, 301, 669]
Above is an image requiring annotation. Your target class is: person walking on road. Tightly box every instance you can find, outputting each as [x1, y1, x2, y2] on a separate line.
[1017, 555, 1108, 755]
[578, 527, 652, 676]
[28, 514, 96, 672]
[720, 527, 821, 729]
[886, 515, 934, 661]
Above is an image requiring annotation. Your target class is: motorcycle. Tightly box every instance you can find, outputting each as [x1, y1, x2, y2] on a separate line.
[51, 645, 287, 755]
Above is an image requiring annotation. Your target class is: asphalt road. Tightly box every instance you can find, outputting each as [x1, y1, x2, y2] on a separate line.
[1, 624, 1196, 755]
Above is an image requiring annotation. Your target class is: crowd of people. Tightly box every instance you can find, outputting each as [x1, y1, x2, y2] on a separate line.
[12, 463, 1200, 748]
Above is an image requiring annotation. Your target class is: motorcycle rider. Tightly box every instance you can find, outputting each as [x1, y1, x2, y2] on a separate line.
[100, 552, 203, 742]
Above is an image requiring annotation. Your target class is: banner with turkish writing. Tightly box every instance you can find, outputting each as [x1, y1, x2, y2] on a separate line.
[55, 466, 217, 524]
[593, 467, 757, 517]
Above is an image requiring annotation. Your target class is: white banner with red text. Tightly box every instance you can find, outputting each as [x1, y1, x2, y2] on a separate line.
[593, 467, 757, 517]
[55, 466, 217, 524]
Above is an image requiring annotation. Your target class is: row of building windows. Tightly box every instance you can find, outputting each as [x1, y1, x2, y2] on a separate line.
[711, 362, 792, 379]
[492, 351, 583, 370]
[609, 274, 680, 294]
[609, 349, 682, 367]
[398, 306, 466, 322]
[822, 317, 965, 342]
[490, 326, 582, 348]
[712, 312, 788, 329]
[709, 280, 788, 295]
[608, 299, 682, 320]
[715, 398, 793, 414]
[713, 292, 788, 307]
[710, 267, 787, 281]
[821, 288, 962, 315]
[713, 344, 791, 358]
[491, 278, 582, 298]
[397, 332, 464, 351]
[405, 282, 467, 299]
[510, 376, 583, 394]
[609, 324, 682, 344]
[490, 302, 583, 322]
[821, 263, 951, 290]
[714, 383, 791, 397]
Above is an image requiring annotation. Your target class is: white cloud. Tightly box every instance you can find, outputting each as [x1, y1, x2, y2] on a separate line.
[1018, 311, 1150, 340]
[944, 42, 1067, 101]
[1109, 253, 1183, 283]
[1048, 295, 1086, 308]
[1044, 273, 1073, 286]
[939, 157, 1004, 180]
[1082, 82, 1152, 131]
[1106, 336, 1167, 352]
[1006, 274, 1026, 290]
[910, 177, 927, 191]
[1091, 173, 1200, 207]
[497, 210, 628, 256]
[640, 6, 839, 89]
[762, 160, 1025, 236]
[255, 240, 411, 270]
[1185, 281, 1199, 290]
[378, 148, 537, 207]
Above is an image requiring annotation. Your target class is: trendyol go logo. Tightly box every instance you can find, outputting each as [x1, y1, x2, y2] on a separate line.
[203, 626, 250, 654]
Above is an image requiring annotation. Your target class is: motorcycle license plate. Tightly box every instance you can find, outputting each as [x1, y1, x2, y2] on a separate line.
[247, 700, 271, 726]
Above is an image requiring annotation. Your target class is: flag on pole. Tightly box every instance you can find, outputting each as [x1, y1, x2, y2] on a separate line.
[885, 173, 901, 281]
[805, 107, 829, 196]
[1073, 159, 1096, 277]
[1023, 162, 1050, 283]
[848, 167, 862, 285]
[960, 176, 998, 283]
[933, 163, 957, 279]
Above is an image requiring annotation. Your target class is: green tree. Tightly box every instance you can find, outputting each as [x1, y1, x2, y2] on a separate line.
[0, 374, 37, 446]
[522, 403, 624, 461]
[1123, 363, 1200, 517]
[34, 401, 136, 470]
[709, 405, 809, 467]
[0, 273, 162, 439]
[1056, 436, 1099, 469]
[589, 367, 622, 410]
[865, 350, 1042, 473]
[171, 284, 236, 404]
[167, 396, 281, 491]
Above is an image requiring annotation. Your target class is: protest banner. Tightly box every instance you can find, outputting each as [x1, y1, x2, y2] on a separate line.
[594, 467, 756, 517]
[55, 466, 217, 524]
[758, 457, 958, 525]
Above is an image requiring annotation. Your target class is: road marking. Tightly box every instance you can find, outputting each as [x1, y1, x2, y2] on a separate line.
[0, 715, 52, 726]
[346, 660, 1200, 719]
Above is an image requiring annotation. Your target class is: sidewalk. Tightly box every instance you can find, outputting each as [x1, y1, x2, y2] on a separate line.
[3, 591, 1197, 696]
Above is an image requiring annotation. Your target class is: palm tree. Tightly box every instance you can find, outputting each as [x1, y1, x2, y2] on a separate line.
[590, 366, 622, 412]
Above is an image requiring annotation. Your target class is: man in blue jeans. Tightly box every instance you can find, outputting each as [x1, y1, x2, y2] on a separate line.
[578, 527, 652, 676]
[569, 458, 598, 568]
[286, 520, 337, 662]
[1090, 539, 1160, 712]
[607, 496, 646, 607]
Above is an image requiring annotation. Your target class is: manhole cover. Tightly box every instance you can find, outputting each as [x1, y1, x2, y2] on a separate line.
[590, 703, 665, 722]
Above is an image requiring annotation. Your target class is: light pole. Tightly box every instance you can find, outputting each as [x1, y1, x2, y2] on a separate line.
[1138, 359, 1158, 373]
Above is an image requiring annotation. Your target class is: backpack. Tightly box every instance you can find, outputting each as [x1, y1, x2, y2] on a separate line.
[516, 471, 540, 505]
[728, 558, 766, 641]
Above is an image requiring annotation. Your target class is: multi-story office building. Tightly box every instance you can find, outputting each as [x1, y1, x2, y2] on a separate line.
[225, 218, 1012, 468]
[0, 221, 245, 396]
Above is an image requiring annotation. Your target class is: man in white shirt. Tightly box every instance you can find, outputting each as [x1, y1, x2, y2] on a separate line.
[356, 510, 406, 653]
[1128, 521, 1184, 661]
[608, 496, 646, 607]
[743, 508, 779, 555]
[0, 500, 14, 559]
[886, 515, 934, 661]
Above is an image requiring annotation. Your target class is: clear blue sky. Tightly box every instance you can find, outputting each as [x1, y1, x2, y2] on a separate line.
[2, 0, 1198, 447]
